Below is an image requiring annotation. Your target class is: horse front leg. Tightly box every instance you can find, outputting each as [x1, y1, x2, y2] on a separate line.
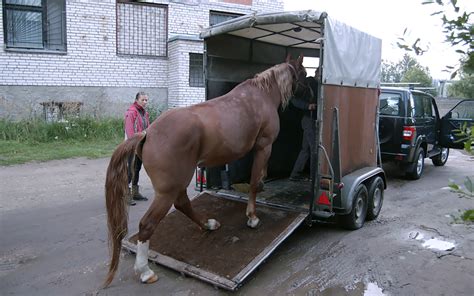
[174, 190, 220, 231]
[247, 144, 272, 228]
[135, 194, 174, 284]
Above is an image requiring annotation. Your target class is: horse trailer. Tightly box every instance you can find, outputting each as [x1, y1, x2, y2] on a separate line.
[123, 10, 385, 290]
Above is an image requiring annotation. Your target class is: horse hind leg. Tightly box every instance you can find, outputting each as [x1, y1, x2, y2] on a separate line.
[247, 144, 272, 229]
[174, 190, 220, 231]
[134, 194, 174, 284]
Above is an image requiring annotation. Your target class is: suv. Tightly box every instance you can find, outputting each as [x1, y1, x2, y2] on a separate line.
[378, 87, 473, 179]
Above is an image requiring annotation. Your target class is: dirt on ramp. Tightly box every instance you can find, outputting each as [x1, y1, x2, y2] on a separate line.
[129, 192, 303, 279]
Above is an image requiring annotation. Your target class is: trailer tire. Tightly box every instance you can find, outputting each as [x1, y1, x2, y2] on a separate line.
[366, 177, 384, 221]
[339, 184, 368, 230]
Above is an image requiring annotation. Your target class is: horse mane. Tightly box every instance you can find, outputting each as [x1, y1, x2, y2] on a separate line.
[250, 63, 293, 109]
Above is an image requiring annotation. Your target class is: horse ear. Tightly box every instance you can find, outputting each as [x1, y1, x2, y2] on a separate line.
[285, 53, 291, 63]
[297, 54, 304, 65]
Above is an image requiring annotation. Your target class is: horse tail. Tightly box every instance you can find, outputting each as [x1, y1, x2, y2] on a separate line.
[103, 133, 146, 288]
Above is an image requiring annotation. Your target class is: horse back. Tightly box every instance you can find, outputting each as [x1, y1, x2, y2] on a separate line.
[144, 82, 280, 169]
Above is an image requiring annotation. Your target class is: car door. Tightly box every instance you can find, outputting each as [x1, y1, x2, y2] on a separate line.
[440, 99, 474, 149]
[410, 93, 428, 144]
[379, 91, 404, 154]
[423, 95, 438, 148]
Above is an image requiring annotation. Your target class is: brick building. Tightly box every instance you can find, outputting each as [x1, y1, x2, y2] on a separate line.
[0, 0, 284, 120]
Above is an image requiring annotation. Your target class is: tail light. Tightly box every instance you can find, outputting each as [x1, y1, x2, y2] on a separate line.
[317, 191, 331, 206]
[402, 126, 416, 141]
[195, 167, 207, 189]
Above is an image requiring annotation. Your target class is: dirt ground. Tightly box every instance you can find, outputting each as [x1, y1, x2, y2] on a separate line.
[1, 149, 473, 296]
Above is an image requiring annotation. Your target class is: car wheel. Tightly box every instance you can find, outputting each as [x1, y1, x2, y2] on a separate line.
[366, 177, 384, 221]
[432, 147, 449, 166]
[339, 184, 368, 230]
[406, 147, 424, 180]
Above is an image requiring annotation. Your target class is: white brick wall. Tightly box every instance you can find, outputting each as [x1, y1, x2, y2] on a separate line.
[0, 0, 284, 115]
[0, 0, 168, 88]
[168, 38, 205, 107]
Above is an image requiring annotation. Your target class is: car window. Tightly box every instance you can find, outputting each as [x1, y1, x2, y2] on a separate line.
[449, 100, 474, 120]
[411, 94, 424, 118]
[379, 92, 401, 116]
[423, 96, 433, 117]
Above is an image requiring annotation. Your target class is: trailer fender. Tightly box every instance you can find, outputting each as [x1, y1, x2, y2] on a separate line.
[339, 167, 386, 215]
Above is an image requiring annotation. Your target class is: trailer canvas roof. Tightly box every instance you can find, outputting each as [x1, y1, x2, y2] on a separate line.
[200, 10, 382, 88]
[201, 10, 326, 49]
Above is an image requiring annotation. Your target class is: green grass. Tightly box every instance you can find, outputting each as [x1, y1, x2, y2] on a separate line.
[461, 209, 474, 222]
[0, 117, 124, 165]
[0, 138, 123, 165]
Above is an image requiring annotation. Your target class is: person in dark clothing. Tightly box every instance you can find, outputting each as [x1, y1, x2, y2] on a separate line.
[290, 68, 320, 181]
[124, 91, 150, 205]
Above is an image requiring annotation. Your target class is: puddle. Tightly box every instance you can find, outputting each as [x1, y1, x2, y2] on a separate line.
[319, 281, 385, 296]
[364, 282, 385, 296]
[422, 238, 455, 251]
[408, 231, 456, 252]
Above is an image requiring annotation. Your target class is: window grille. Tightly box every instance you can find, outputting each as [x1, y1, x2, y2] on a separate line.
[209, 10, 242, 26]
[117, 1, 167, 57]
[189, 53, 204, 87]
[3, 0, 66, 51]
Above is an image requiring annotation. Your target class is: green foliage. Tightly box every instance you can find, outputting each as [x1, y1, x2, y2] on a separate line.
[0, 117, 123, 143]
[453, 122, 474, 154]
[461, 209, 474, 222]
[382, 54, 429, 83]
[448, 71, 474, 98]
[0, 139, 122, 166]
[400, 0, 473, 78]
[382, 54, 435, 94]
[147, 103, 166, 123]
[449, 177, 474, 198]
[401, 66, 433, 86]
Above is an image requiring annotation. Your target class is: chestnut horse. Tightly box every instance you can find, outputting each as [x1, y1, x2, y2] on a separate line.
[103, 55, 307, 287]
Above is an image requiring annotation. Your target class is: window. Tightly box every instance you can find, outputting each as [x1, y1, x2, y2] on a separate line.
[209, 11, 242, 26]
[116, 1, 167, 57]
[449, 100, 474, 119]
[423, 97, 433, 117]
[189, 53, 204, 87]
[379, 93, 401, 116]
[411, 94, 425, 118]
[3, 0, 66, 51]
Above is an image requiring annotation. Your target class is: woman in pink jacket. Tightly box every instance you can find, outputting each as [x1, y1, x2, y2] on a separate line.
[124, 92, 150, 205]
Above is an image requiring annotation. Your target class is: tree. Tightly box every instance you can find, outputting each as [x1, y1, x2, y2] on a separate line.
[381, 60, 402, 83]
[398, 0, 473, 78]
[402, 66, 433, 87]
[448, 73, 474, 98]
[382, 54, 433, 85]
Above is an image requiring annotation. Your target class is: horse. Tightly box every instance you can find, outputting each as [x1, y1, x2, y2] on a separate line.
[103, 54, 307, 287]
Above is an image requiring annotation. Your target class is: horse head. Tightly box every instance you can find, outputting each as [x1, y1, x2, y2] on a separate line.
[285, 54, 307, 95]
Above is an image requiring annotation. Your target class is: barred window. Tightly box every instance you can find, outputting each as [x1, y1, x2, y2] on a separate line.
[117, 1, 167, 57]
[209, 10, 242, 26]
[3, 0, 66, 51]
[189, 53, 204, 87]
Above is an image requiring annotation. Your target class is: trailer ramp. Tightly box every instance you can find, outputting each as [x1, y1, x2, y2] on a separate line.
[122, 192, 307, 290]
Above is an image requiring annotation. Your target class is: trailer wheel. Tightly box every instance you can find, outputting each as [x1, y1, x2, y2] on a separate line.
[366, 177, 384, 221]
[339, 184, 368, 230]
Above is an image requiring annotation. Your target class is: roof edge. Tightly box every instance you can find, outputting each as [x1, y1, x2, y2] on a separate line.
[200, 10, 327, 39]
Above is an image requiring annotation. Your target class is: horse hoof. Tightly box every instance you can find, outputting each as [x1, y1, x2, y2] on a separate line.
[257, 181, 264, 192]
[247, 217, 260, 229]
[143, 274, 159, 284]
[205, 219, 220, 231]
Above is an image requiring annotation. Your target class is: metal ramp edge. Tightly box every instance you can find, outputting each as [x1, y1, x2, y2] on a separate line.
[122, 210, 307, 290]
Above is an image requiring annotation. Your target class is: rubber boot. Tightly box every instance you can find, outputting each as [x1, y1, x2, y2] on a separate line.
[127, 187, 136, 206]
[132, 185, 148, 201]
